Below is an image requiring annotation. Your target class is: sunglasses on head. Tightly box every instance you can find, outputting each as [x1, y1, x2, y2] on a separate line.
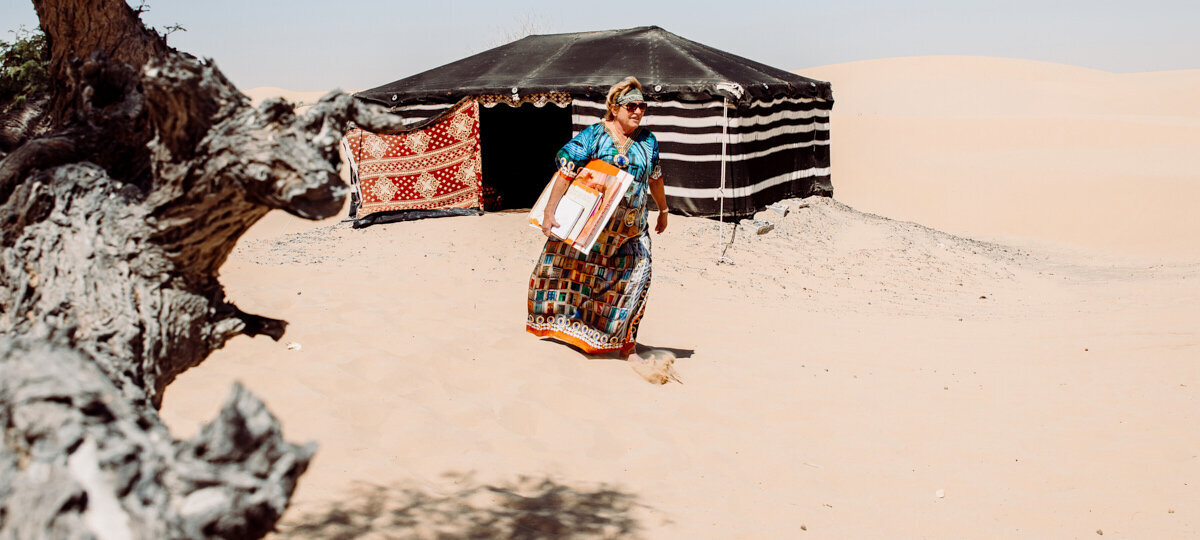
[622, 102, 648, 112]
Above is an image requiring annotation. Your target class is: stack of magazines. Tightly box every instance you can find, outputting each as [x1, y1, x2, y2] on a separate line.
[528, 159, 635, 254]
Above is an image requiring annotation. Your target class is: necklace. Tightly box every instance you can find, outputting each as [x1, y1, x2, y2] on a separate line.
[604, 121, 638, 169]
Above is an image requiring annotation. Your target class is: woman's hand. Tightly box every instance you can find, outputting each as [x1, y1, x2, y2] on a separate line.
[655, 210, 668, 234]
[541, 212, 561, 237]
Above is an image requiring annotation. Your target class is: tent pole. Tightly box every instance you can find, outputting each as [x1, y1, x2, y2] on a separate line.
[716, 97, 733, 264]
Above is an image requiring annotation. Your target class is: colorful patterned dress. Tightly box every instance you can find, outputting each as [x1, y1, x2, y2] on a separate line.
[526, 123, 663, 354]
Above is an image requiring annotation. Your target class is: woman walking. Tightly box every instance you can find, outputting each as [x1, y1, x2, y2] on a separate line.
[526, 77, 673, 376]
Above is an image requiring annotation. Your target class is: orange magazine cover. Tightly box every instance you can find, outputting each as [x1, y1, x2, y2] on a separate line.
[571, 161, 627, 251]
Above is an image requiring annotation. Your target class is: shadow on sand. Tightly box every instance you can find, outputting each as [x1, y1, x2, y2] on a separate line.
[277, 473, 641, 539]
[635, 345, 694, 360]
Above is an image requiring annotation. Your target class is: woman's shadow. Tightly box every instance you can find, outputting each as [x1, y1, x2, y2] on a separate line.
[538, 339, 694, 384]
[628, 344, 691, 384]
[634, 344, 693, 360]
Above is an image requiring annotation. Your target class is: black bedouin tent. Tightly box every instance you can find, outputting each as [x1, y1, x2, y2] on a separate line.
[355, 25, 833, 219]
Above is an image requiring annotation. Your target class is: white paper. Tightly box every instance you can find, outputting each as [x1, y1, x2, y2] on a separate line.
[551, 198, 585, 238]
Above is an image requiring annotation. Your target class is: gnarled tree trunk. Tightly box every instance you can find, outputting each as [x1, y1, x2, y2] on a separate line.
[0, 0, 407, 537]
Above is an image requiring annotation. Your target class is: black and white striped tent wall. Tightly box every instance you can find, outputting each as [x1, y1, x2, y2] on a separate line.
[383, 95, 831, 219]
[571, 97, 831, 218]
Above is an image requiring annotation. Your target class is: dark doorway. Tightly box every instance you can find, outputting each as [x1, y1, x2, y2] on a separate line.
[479, 103, 574, 209]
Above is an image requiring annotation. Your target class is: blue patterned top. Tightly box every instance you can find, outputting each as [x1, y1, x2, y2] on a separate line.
[555, 123, 662, 235]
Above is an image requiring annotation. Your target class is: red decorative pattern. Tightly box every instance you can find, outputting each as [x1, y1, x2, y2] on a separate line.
[344, 100, 483, 218]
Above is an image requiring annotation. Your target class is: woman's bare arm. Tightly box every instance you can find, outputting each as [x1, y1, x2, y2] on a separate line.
[649, 175, 669, 233]
[541, 172, 573, 236]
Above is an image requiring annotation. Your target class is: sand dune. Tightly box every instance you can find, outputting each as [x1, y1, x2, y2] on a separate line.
[802, 56, 1200, 118]
[801, 56, 1200, 259]
[159, 57, 1200, 538]
[243, 86, 355, 107]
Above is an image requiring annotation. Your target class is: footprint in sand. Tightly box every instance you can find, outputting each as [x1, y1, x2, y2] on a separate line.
[631, 349, 682, 385]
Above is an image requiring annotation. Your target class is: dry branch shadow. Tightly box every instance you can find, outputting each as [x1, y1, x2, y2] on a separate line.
[277, 473, 642, 539]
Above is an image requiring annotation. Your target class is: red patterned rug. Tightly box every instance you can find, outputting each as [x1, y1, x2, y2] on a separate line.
[343, 100, 483, 218]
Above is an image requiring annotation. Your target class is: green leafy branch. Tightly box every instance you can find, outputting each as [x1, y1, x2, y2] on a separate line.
[0, 26, 50, 114]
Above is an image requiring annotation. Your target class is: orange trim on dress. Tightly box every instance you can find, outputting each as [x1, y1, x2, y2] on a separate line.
[526, 325, 633, 355]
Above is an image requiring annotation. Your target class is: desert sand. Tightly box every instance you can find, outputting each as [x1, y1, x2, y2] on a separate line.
[159, 57, 1199, 538]
[803, 56, 1200, 260]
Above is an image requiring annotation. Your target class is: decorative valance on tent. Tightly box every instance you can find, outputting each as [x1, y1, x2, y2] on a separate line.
[476, 92, 573, 108]
[342, 99, 484, 225]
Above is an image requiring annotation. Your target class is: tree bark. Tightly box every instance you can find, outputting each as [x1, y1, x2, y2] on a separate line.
[31, 0, 169, 127]
[1, 0, 407, 537]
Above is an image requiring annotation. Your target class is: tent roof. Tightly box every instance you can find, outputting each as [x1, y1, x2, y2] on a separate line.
[356, 26, 832, 107]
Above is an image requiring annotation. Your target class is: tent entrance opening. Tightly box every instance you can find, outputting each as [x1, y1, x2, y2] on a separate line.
[479, 103, 573, 210]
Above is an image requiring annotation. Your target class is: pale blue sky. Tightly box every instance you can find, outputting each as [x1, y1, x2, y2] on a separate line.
[3, 1, 1198, 90]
